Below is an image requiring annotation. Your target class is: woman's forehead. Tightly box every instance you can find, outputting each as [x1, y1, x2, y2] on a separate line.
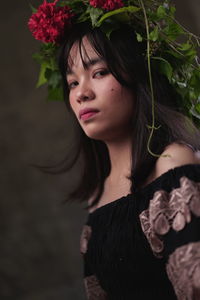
[67, 37, 101, 70]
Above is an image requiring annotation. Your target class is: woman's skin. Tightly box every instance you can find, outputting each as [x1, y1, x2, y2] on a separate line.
[66, 37, 199, 211]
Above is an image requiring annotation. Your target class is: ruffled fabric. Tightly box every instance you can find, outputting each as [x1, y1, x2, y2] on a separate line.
[139, 176, 200, 256]
[84, 275, 108, 300]
[80, 225, 92, 255]
[166, 242, 200, 300]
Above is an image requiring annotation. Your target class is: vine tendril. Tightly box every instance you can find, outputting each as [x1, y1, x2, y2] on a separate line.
[138, 0, 161, 157]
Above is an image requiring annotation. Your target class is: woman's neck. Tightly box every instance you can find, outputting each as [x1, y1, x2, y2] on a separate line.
[105, 136, 132, 184]
[89, 136, 132, 212]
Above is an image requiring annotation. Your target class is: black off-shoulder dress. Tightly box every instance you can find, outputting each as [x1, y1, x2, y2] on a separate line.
[80, 164, 200, 300]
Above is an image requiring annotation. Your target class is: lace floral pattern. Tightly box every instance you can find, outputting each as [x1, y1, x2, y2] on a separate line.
[166, 242, 200, 300]
[80, 225, 92, 255]
[84, 275, 108, 300]
[139, 176, 200, 255]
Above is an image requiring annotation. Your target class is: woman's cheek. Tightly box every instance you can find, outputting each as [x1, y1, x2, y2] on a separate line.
[69, 95, 77, 115]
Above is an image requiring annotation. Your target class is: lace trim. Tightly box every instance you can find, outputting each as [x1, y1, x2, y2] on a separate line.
[80, 225, 92, 255]
[139, 176, 200, 256]
[166, 242, 200, 300]
[84, 275, 108, 300]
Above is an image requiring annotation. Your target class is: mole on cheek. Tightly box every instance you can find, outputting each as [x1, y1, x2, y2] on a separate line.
[111, 88, 114, 92]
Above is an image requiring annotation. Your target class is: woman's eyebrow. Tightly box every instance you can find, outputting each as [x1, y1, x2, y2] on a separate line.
[66, 58, 104, 75]
[85, 57, 104, 68]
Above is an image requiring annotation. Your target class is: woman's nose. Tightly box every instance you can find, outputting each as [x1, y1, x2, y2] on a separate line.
[76, 84, 95, 103]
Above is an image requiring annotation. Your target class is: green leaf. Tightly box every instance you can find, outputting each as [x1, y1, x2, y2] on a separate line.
[29, 3, 37, 13]
[189, 71, 200, 96]
[195, 103, 200, 114]
[96, 6, 140, 26]
[178, 43, 197, 61]
[169, 5, 176, 16]
[77, 12, 90, 23]
[156, 5, 166, 18]
[33, 44, 58, 65]
[136, 32, 143, 42]
[153, 57, 173, 81]
[179, 43, 192, 51]
[190, 103, 200, 119]
[163, 22, 184, 40]
[47, 86, 64, 101]
[165, 49, 183, 59]
[149, 26, 159, 42]
[36, 62, 49, 87]
[89, 7, 104, 26]
[45, 69, 62, 89]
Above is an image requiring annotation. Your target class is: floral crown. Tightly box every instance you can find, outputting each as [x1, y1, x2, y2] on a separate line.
[28, 0, 200, 129]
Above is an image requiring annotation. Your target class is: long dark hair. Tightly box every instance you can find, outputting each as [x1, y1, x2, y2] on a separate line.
[58, 22, 200, 207]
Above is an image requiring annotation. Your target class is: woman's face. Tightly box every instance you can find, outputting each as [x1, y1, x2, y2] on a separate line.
[66, 37, 135, 142]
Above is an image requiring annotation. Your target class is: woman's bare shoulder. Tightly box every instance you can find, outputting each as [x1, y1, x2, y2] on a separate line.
[154, 142, 200, 179]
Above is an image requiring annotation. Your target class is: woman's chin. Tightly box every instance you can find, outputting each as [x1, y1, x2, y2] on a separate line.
[82, 127, 108, 141]
[84, 131, 105, 141]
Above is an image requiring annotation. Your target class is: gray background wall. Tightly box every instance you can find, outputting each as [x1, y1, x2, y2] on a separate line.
[0, 1, 199, 299]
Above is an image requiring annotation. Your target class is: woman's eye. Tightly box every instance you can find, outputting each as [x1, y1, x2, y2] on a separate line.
[94, 69, 109, 78]
[68, 81, 78, 90]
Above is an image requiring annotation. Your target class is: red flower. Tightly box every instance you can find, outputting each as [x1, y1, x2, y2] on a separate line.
[89, 0, 105, 8]
[28, 0, 74, 44]
[90, 0, 124, 11]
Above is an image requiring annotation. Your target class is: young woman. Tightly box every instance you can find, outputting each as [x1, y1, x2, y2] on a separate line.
[58, 23, 200, 300]
[29, 1, 200, 299]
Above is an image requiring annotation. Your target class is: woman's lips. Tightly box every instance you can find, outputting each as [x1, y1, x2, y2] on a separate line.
[79, 108, 99, 121]
[81, 111, 99, 121]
